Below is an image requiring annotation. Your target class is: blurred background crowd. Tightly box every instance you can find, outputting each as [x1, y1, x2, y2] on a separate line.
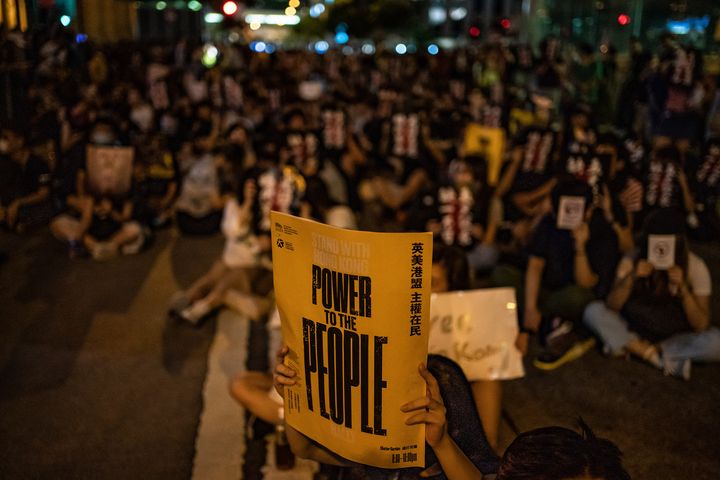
[2, 0, 720, 477]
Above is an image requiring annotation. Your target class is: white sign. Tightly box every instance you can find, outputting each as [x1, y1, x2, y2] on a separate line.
[557, 195, 586, 230]
[86, 146, 134, 196]
[648, 234, 676, 270]
[429, 288, 524, 381]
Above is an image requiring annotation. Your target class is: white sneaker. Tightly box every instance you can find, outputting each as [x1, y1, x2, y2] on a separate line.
[179, 300, 212, 325]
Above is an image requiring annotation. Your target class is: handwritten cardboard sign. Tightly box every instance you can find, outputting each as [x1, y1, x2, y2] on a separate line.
[429, 288, 524, 381]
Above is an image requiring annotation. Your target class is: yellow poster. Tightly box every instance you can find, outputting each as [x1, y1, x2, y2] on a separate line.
[463, 123, 506, 186]
[271, 211, 432, 469]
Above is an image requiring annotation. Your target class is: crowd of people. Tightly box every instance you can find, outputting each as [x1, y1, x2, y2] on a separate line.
[2, 25, 720, 478]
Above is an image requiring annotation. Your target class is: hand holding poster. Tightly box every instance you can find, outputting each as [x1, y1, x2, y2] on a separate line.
[86, 145, 134, 196]
[429, 288, 524, 381]
[271, 212, 432, 469]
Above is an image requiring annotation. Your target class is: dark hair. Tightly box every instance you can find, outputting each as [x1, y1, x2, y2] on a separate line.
[498, 419, 630, 480]
[432, 244, 470, 291]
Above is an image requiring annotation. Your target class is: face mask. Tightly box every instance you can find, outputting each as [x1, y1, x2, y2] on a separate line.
[0, 139, 9, 154]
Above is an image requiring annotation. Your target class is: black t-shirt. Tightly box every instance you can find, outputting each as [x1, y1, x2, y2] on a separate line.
[527, 214, 576, 291]
[431, 183, 490, 249]
[0, 154, 51, 205]
[687, 144, 720, 205]
[510, 126, 559, 193]
[643, 160, 683, 209]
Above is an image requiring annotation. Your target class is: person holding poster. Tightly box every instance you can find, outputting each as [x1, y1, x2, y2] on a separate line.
[270, 211, 433, 469]
[497, 180, 607, 370]
[584, 209, 719, 380]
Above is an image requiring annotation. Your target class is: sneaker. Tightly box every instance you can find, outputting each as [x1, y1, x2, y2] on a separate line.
[179, 300, 212, 325]
[662, 356, 691, 381]
[534, 321, 596, 371]
[168, 291, 191, 314]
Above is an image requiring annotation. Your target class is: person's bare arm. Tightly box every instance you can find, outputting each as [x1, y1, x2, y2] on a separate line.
[523, 256, 545, 332]
[377, 169, 429, 209]
[572, 223, 599, 289]
[669, 266, 711, 331]
[494, 147, 522, 197]
[402, 364, 483, 480]
[606, 258, 643, 312]
[677, 170, 696, 214]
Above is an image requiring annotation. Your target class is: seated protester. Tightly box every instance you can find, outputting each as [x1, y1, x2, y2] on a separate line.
[361, 107, 433, 230]
[174, 138, 226, 235]
[0, 126, 52, 232]
[494, 94, 559, 243]
[559, 105, 597, 178]
[169, 179, 273, 324]
[51, 119, 118, 257]
[427, 159, 499, 276]
[132, 134, 179, 228]
[83, 195, 142, 261]
[583, 209, 719, 380]
[318, 133, 367, 212]
[274, 351, 499, 479]
[507, 180, 607, 370]
[274, 353, 628, 480]
[684, 137, 720, 240]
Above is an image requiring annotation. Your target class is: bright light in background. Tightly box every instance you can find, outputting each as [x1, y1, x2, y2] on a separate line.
[427, 43, 439, 55]
[244, 13, 300, 25]
[155, 1, 167, 10]
[667, 20, 689, 34]
[617, 13, 630, 26]
[264, 43, 276, 54]
[428, 6, 446, 25]
[60, 15, 71, 26]
[361, 43, 375, 55]
[335, 31, 349, 44]
[188, 0, 202, 11]
[250, 41, 266, 53]
[288, 0, 299, 7]
[228, 31, 240, 42]
[204, 12, 224, 23]
[284, 6, 296, 15]
[342, 45, 353, 55]
[222, 0, 238, 16]
[449, 6, 467, 20]
[314, 40, 329, 54]
[500, 18, 511, 29]
[249, 21, 260, 30]
[395, 43, 407, 55]
[309, 4, 325, 17]
[75, 33, 88, 43]
[202, 44, 218, 67]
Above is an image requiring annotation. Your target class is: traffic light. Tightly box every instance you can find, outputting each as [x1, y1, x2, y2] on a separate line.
[500, 18, 511, 30]
[222, 0, 238, 16]
[468, 25, 481, 38]
[617, 13, 630, 26]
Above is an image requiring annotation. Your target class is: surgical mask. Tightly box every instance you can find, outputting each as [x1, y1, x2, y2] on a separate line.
[0, 139, 9, 154]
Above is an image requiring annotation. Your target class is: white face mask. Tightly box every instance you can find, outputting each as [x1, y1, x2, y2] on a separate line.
[90, 132, 115, 145]
[0, 139, 9, 154]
